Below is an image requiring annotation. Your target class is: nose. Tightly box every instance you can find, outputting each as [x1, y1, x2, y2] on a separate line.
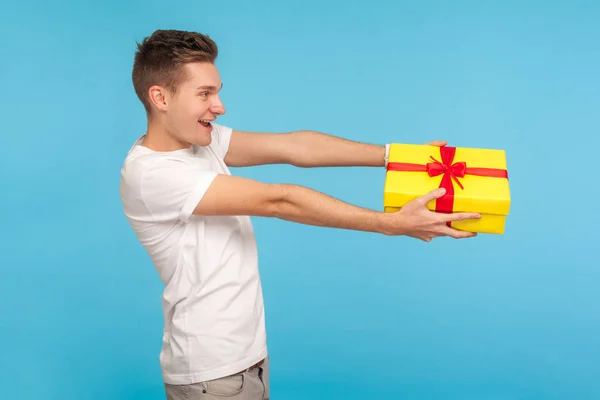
[210, 96, 226, 116]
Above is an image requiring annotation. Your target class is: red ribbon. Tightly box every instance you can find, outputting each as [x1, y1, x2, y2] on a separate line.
[386, 146, 508, 217]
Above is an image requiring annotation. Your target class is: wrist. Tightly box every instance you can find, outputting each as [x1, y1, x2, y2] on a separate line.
[374, 212, 395, 235]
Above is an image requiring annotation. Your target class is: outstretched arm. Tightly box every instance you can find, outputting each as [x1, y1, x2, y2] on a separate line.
[194, 174, 480, 241]
[224, 129, 446, 168]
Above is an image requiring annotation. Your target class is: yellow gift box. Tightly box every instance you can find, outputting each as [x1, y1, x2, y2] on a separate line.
[383, 144, 511, 234]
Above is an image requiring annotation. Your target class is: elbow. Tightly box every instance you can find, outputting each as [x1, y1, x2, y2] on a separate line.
[283, 131, 312, 168]
[264, 183, 294, 218]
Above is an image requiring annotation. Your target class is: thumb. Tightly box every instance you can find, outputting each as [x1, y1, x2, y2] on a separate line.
[418, 187, 446, 205]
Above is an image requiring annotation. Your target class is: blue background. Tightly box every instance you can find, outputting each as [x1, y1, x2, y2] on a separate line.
[2, 0, 599, 399]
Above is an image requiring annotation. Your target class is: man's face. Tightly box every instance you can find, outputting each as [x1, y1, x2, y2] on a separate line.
[164, 62, 226, 147]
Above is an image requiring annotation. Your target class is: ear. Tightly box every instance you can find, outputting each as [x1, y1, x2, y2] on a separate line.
[148, 85, 169, 112]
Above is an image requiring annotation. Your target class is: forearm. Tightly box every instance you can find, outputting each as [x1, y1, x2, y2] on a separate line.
[285, 130, 386, 167]
[271, 183, 391, 234]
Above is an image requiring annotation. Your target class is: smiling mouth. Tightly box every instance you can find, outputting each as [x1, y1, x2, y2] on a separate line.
[198, 119, 213, 128]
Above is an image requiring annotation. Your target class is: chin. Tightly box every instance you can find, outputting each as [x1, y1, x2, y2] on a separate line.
[196, 138, 212, 147]
[193, 132, 212, 147]
[191, 124, 213, 147]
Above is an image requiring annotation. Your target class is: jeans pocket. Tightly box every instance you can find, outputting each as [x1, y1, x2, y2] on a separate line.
[204, 373, 245, 397]
[164, 383, 189, 400]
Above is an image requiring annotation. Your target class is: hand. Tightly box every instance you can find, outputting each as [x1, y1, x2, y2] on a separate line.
[386, 187, 481, 241]
[424, 140, 447, 147]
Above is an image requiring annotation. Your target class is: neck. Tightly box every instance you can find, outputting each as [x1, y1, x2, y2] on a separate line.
[142, 117, 191, 152]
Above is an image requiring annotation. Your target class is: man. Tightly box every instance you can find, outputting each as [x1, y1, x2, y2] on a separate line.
[119, 29, 480, 400]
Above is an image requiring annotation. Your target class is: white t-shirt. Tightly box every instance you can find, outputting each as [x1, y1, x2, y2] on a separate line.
[119, 123, 268, 385]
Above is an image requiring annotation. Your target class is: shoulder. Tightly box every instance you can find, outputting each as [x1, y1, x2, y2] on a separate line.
[125, 141, 212, 168]
[120, 143, 219, 222]
[121, 144, 213, 193]
[210, 122, 233, 140]
[209, 123, 234, 159]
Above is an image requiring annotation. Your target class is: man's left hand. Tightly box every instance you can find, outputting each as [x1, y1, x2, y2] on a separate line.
[425, 140, 447, 147]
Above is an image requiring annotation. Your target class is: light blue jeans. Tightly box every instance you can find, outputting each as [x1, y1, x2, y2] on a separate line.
[164, 357, 269, 400]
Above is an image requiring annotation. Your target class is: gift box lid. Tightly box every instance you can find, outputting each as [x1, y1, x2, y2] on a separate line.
[384, 144, 511, 216]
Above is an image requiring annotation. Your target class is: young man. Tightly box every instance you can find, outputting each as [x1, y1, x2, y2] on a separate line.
[119, 29, 481, 400]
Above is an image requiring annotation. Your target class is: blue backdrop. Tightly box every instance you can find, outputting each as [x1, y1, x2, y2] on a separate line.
[2, 1, 599, 399]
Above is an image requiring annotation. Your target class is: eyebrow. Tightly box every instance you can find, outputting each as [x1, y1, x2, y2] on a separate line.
[196, 83, 223, 91]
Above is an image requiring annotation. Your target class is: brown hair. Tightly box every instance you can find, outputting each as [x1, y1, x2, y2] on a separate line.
[132, 29, 219, 113]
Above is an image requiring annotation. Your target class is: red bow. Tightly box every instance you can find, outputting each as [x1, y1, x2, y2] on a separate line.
[387, 146, 508, 217]
[426, 154, 467, 190]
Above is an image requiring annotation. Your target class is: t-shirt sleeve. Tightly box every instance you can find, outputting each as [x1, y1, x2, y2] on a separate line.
[140, 157, 218, 223]
[210, 123, 233, 160]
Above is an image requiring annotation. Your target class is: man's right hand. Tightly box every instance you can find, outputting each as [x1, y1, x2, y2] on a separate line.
[384, 187, 481, 241]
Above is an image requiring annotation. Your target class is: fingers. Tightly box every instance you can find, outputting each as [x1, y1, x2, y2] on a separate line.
[417, 187, 447, 205]
[425, 140, 447, 147]
[406, 188, 481, 241]
[414, 192, 482, 222]
[445, 227, 477, 239]
[418, 227, 476, 241]
[443, 212, 482, 222]
[429, 217, 479, 240]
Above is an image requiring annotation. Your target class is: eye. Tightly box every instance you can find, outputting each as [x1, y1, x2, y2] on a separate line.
[198, 92, 209, 98]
